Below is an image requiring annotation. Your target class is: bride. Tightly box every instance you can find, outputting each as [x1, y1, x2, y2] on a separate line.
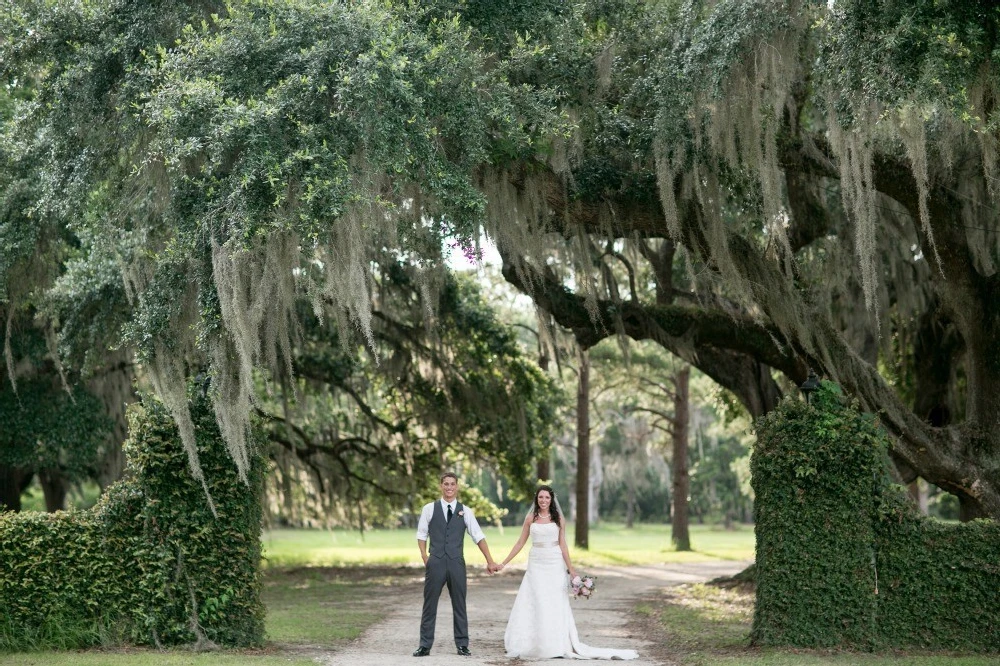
[499, 485, 639, 660]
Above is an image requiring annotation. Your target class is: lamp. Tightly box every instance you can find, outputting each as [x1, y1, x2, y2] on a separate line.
[800, 369, 820, 404]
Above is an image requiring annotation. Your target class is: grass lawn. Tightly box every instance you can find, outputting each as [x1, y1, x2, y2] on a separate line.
[261, 521, 757, 568]
[263, 566, 401, 645]
[3, 524, 995, 665]
[636, 582, 998, 666]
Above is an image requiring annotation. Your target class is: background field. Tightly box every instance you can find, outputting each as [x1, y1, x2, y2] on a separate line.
[261, 522, 757, 568]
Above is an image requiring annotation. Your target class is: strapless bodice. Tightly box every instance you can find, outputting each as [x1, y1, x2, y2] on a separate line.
[530, 521, 559, 548]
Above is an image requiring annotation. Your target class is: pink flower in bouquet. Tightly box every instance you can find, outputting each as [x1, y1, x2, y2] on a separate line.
[570, 574, 596, 599]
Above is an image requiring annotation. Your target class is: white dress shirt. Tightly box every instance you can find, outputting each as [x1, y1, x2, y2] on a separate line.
[415, 499, 486, 544]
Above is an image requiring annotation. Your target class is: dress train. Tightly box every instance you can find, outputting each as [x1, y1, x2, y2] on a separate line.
[503, 522, 638, 660]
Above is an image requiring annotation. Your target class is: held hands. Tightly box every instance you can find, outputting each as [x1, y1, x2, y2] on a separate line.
[487, 561, 505, 574]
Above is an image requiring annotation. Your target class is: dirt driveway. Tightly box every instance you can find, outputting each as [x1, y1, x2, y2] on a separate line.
[321, 560, 751, 666]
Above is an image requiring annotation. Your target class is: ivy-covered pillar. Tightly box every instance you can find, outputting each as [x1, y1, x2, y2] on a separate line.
[123, 392, 266, 647]
[750, 382, 884, 648]
[0, 390, 266, 650]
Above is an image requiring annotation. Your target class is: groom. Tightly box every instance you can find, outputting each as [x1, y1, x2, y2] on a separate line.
[413, 472, 500, 657]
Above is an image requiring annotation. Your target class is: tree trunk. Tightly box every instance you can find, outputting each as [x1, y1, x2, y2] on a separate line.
[88, 350, 136, 490]
[536, 348, 552, 484]
[575, 347, 590, 550]
[589, 438, 602, 527]
[907, 479, 929, 515]
[38, 469, 67, 512]
[0, 465, 31, 512]
[625, 483, 636, 528]
[672, 365, 691, 551]
[536, 458, 551, 485]
[959, 496, 989, 522]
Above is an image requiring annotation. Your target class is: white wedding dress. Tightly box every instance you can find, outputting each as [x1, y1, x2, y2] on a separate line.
[504, 522, 639, 660]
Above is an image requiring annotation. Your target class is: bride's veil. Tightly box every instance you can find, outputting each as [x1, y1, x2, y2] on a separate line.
[527, 487, 565, 524]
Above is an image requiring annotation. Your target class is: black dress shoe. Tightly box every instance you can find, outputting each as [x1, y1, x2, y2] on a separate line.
[457, 646, 472, 656]
[412, 646, 431, 657]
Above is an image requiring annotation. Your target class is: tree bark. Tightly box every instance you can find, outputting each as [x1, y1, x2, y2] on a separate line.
[38, 469, 67, 512]
[0, 465, 31, 512]
[536, 349, 551, 483]
[536, 458, 551, 485]
[672, 365, 691, 551]
[625, 483, 636, 528]
[589, 438, 602, 527]
[575, 347, 590, 550]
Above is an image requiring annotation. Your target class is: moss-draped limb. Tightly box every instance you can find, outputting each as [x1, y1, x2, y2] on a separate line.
[499, 138, 1000, 516]
[501, 256, 792, 417]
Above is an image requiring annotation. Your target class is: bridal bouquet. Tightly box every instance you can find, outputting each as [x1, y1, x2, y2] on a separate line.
[570, 573, 596, 599]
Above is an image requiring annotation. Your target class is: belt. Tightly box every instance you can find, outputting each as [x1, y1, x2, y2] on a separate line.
[533, 541, 560, 548]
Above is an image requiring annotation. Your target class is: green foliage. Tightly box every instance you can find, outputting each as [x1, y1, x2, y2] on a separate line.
[260, 268, 560, 527]
[0, 375, 110, 487]
[820, 0, 998, 124]
[0, 392, 265, 650]
[875, 490, 1000, 650]
[1, 0, 563, 490]
[751, 382, 1000, 651]
[690, 433, 752, 525]
[433, 275, 561, 491]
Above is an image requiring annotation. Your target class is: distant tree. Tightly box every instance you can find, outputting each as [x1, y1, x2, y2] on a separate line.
[258, 268, 560, 526]
[0, 326, 111, 512]
[601, 413, 668, 528]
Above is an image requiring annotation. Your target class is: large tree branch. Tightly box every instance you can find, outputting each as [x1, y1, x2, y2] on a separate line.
[501, 256, 793, 417]
[501, 136, 1000, 517]
[293, 362, 406, 434]
[502, 257, 803, 376]
[264, 416, 408, 498]
[628, 405, 677, 429]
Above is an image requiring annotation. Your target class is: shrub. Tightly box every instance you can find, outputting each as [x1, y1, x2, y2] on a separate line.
[0, 391, 265, 650]
[751, 381, 1000, 652]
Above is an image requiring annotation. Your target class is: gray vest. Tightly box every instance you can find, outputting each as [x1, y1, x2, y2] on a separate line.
[428, 501, 466, 560]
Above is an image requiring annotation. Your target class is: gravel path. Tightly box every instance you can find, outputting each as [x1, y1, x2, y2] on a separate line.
[321, 560, 751, 666]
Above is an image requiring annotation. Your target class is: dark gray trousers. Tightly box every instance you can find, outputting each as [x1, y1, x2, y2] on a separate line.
[419, 555, 468, 649]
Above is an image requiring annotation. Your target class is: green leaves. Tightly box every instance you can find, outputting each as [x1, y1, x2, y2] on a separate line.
[0, 375, 110, 479]
[752, 382, 1000, 651]
[2, 1, 563, 486]
[0, 392, 265, 650]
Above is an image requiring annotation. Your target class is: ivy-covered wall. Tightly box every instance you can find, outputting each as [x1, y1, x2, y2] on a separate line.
[751, 382, 1000, 651]
[0, 393, 265, 650]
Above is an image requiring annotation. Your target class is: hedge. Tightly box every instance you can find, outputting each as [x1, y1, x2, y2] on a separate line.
[0, 392, 265, 650]
[751, 381, 1000, 651]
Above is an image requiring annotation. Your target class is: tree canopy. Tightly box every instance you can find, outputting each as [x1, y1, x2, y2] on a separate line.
[489, 0, 1000, 519]
[2, 0, 1000, 519]
[1, 0, 560, 499]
